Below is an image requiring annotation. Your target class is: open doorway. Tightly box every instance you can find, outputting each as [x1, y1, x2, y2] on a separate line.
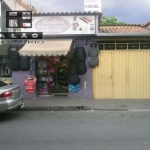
[36, 55, 69, 96]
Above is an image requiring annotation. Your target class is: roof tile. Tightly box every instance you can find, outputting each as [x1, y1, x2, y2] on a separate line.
[99, 25, 150, 33]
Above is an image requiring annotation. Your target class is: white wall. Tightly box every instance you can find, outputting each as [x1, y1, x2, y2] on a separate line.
[3, 0, 27, 11]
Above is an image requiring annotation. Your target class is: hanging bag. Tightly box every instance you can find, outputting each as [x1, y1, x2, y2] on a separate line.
[68, 58, 77, 75]
[68, 74, 80, 85]
[20, 56, 30, 71]
[77, 63, 87, 75]
[69, 83, 80, 92]
[24, 76, 37, 93]
[73, 47, 86, 63]
[88, 57, 99, 67]
[7, 46, 21, 71]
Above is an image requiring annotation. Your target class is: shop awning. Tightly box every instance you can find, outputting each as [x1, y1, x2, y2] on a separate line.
[19, 39, 73, 56]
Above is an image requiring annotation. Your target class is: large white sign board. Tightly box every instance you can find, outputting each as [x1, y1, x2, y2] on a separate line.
[21, 15, 96, 35]
[84, 0, 102, 12]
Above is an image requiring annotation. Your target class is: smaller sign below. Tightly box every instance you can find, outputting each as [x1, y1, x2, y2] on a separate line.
[0, 32, 43, 39]
[84, 0, 102, 12]
[6, 11, 32, 28]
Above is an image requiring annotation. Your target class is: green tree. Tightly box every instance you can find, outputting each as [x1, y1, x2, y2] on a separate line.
[101, 16, 127, 25]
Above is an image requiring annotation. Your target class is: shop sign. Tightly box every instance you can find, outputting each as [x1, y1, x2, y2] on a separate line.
[21, 15, 96, 35]
[84, 0, 102, 12]
[0, 40, 44, 44]
[0, 55, 12, 77]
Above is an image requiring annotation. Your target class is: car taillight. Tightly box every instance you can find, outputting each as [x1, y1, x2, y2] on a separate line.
[0, 91, 13, 98]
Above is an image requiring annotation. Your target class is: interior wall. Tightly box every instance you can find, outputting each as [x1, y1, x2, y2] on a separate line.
[68, 39, 93, 99]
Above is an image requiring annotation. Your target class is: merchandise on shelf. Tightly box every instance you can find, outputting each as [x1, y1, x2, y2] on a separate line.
[36, 56, 69, 95]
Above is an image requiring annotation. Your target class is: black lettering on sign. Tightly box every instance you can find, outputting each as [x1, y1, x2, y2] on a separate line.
[0, 56, 12, 77]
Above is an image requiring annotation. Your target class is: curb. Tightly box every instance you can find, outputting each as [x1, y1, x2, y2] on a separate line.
[17, 106, 91, 111]
[16, 106, 129, 111]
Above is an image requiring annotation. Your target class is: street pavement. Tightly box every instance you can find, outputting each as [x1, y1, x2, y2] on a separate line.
[1, 111, 150, 150]
[21, 97, 150, 111]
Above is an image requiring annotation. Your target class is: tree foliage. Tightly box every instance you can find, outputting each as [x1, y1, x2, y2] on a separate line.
[101, 16, 127, 25]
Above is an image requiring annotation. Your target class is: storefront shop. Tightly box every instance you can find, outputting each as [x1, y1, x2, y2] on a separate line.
[11, 12, 102, 100]
[19, 38, 72, 96]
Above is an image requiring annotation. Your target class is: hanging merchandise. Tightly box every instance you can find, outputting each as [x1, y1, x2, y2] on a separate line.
[42, 88, 48, 95]
[49, 82, 55, 87]
[53, 56, 60, 63]
[30, 58, 34, 75]
[72, 46, 87, 75]
[37, 88, 42, 95]
[43, 69, 48, 76]
[74, 47, 86, 63]
[69, 74, 80, 85]
[37, 69, 43, 77]
[7, 45, 21, 71]
[42, 82, 48, 94]
[88, 43, 99, 57]
[88, 57, 99, 67]
[36, 56, 69, 95]
[61, 60, 68, 67]
[8, 59, 20, 71]
[47, 61, 56, 73]
[88, 42, 99, 67]
[48, 76, 53, 82]
[68, 58, 77, 74]
[24, 76, 37, 93]
[60, 56, 66, 61]
[69, 83, 80, 92]
[76, 63, 87, 75]
[20, 56, 30, 71]
[42, 61, 47, 69]
[38, 61, 43, 68]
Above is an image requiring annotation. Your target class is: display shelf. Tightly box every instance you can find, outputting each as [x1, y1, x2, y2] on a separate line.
[36, 56, 68, 95]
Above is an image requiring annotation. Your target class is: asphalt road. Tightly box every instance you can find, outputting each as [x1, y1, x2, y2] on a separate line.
[0, 111, 150, 150]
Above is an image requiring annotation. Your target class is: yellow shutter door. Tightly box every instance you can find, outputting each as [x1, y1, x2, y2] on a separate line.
[128, 51, 150, 99]
[113, 51, 128, 98]
[93, 51, 113, 98]
[93, 50, 150, 99]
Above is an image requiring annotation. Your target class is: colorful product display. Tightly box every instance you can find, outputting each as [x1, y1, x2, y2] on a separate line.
[36, 56, 68, 95]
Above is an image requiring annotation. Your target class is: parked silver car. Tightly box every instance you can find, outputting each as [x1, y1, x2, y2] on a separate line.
[0, 81, 24, 112]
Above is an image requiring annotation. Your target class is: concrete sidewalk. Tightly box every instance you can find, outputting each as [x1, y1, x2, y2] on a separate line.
[20, 96, 150, 111]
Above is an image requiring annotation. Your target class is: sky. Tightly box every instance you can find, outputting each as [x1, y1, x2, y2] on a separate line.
[25, 0, 150, 24]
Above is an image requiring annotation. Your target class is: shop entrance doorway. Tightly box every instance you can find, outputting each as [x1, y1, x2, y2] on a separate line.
[36, 55, 68, 96]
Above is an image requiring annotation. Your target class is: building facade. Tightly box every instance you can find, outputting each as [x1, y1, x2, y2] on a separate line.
[93, 23, 150, 99]
[1, 0, 150, 100]
[11, 12, 102, 100]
